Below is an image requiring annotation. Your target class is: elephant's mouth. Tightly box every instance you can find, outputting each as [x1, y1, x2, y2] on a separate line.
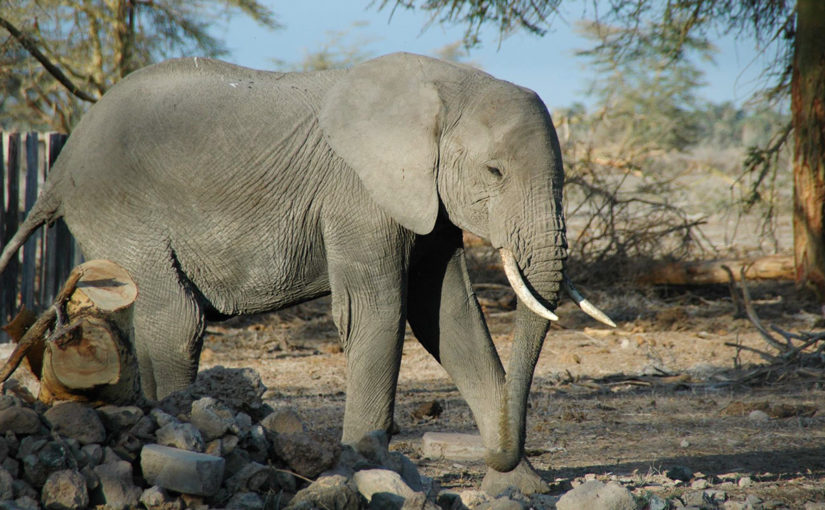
[499, 249, 615, 327]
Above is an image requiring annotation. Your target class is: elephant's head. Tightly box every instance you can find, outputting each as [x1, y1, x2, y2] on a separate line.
[320, 52, 613, 471]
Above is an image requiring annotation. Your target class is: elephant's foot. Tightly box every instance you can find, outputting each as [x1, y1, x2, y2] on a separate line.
[481, 458, 550, 496]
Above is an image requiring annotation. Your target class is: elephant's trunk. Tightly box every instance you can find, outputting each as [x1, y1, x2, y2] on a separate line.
[485, 249, 613, 472]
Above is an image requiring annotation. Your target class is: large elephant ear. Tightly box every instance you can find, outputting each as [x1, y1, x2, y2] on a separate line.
[319, 53, 451, 235]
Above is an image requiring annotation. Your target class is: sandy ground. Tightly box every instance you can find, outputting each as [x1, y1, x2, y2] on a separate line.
[199, 256, 825, 506]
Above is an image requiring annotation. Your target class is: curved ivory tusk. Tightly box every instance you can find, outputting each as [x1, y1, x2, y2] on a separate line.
[499, 249, 559, 321]
[562, 276, 617, 328]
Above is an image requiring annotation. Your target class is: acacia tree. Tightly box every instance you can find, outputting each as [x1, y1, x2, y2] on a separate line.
[0, 0, 277, 132]
[379, 0, 825, 304]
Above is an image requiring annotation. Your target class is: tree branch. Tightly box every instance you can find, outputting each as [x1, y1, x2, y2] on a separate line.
[0, 16, 98, 103]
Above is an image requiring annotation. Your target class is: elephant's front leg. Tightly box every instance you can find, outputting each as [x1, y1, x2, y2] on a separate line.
[407, 227, 549, 495]
[327, 233, 410, 444]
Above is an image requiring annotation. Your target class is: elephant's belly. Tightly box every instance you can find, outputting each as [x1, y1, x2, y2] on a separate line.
[176, 238, 332, 317]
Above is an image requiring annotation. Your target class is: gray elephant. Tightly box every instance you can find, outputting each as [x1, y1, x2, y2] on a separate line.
[0, 52, 613, 491]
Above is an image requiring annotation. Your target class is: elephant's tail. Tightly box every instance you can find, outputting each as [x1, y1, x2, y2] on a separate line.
[0, 183, 62, 276]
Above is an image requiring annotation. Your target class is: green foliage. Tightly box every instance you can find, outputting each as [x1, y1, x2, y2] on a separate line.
[577, 19, 710, 151]
[374, 0, 561, 48]
[0, 0, 278, 131]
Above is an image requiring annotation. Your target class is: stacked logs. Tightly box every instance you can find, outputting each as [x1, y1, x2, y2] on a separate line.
[0, 260, 140, 405]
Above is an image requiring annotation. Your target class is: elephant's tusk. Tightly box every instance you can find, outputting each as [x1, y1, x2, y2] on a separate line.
[562, 276, 617, 328]
[499, 249, 559, 322]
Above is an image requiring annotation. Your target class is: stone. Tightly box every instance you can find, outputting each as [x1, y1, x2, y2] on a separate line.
[691, 478, 709, 489]
[225, 492, 264, 510]
[355, 430, 391, 465]
[288, 474, 361, 510]
[155, 422, 205, 452]
[0, 408, 41, 436]
[0, 466, 13, 500]
[43, 403, 106, 445]
[96, 405, 144, 431]
[666, 465, 694, 482]
[80, 444, 103, 467]
[353, 469, 416, 502]
[149, 409, 177, 428]
[272, 431, 337, 478]
[647, 495, 668, 510]
[476, 497, 526, 510]
[738, 476, 753, 488]
[556, 480, 636, 510]
[140, 486, 183, 510]
[92, 461, 142, 510]
[387, 452, 423, 492]
[244, 425, 269, 463]
[41, 469, 89, 510]
[225, 462, 273, 493]
[454, 490, 490, 509]
[748, 410, 770, 422]
[421, 432, 485, 461]
[260, 408, 305, 435]
[140, 444, 225, 496]
[190, 397, 236, 441]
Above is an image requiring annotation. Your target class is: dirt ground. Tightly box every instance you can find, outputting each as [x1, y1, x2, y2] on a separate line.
[198, 243, 825, 507]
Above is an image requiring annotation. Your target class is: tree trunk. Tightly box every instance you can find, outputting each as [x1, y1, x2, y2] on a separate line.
[638, 255, 795, 285]
[792, 0, 825, 304]
[0, 260, 142, 405]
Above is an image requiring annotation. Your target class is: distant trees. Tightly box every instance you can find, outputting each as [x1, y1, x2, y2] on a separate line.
[0, 0, 277, 131]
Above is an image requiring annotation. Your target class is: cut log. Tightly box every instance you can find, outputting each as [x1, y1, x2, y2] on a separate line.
[1, 260, 141, 405]
[638, 255, 795, 285]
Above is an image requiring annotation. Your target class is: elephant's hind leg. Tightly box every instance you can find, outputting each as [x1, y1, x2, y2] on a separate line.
[129, 249, 206, 400]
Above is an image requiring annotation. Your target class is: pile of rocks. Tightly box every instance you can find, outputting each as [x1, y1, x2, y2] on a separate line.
[0, 366, 481, 509]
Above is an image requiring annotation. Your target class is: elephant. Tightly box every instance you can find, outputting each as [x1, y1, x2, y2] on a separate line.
[0, 52, 613, 492]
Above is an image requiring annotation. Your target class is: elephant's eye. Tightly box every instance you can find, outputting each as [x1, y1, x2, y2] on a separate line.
[486, 165, 503, 179]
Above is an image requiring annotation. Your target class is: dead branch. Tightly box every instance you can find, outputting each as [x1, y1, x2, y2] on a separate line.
[0, 16, 98, 103]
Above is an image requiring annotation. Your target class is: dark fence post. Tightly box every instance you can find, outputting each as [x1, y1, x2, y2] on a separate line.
[22, 132, 40, 311]
[1, 133, 21, 329]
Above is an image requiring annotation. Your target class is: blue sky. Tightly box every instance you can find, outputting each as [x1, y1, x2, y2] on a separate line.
[222, 2, 775, 110]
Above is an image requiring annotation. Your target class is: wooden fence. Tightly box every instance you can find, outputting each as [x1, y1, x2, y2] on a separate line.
[1, 132, 80, 340]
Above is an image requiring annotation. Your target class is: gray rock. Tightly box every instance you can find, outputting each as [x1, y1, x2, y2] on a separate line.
[260, 408, 305, 435]
[0, 466, 13, 500]
[226, 492, 264, 510]
[80, 444, 103, 467]
[140, 444, 224, 496]
[225, 461, 273, 493]
[287, 474, 361, 510]
[387, 452, 423, 492]
[41, 469, 89, 510]
[96, 405, 144, 431]
[421, 432, 485, 461]
[155, 422, 204, 452]
[748, 410, 770, 422]
[476, 497, 526, 510]
[647, 495, 668, 510]
[556, 481, 636, 510]
[43, 403, 106, 445]
[0, 396, 21, 411]
[2, 458, 19, 479]
[272, 430, 337, 478]
[12, 479, 37, 500]
[666, 465, 694, 483]
[149, 408, 177, 428]
[10, 496, 39, 510]
[0, 408, 41, 436]
[92, 461, 142, 510]
[190, 397, 236, 441]
[140, 486, 183, 510]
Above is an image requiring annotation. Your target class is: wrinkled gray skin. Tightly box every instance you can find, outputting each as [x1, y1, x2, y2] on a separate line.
[0, 53, 572, 491]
